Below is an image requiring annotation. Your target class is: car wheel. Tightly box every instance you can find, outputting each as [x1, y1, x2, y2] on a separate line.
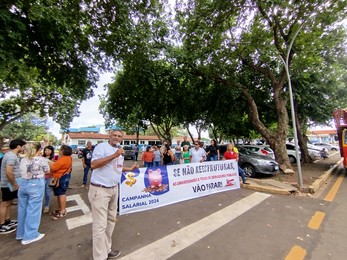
[331, 148, 337, 151]
[288, 155, 296, 163]
[242, 164, 256, 178]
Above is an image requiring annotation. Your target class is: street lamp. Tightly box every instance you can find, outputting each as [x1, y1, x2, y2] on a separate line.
[279, 23, 304, 188]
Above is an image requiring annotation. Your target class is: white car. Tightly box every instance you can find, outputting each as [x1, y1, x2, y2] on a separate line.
[312, 142, 339, 151]
[285, 143, 301, 163]
[287, 143, 322, 162]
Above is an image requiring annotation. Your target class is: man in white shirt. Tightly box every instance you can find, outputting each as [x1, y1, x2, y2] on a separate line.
[190, 141, 206, 163]
[88, 130, 138, 260]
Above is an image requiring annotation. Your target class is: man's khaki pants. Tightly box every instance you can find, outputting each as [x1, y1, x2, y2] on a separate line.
[88, 185, 118, 260]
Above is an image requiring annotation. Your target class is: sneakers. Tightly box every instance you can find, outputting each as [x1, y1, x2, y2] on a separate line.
[108, 250, 121, 259]
[0, 224, 16, 234]
[43, 207, 50, 213]
[80, 184, 86, 188]
[21, 233, 45, 245]
[4, 219, 17, 227]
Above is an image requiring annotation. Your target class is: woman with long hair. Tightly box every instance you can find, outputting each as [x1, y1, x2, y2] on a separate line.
[162, 143, 175, 165]
[17, 142, 49, 245]
[206, 139, 220, 161]
[50, 145, 72, 220]
[42, 145, 56, 213]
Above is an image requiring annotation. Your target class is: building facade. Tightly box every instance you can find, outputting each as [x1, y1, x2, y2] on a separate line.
[61, 127, 162, 148]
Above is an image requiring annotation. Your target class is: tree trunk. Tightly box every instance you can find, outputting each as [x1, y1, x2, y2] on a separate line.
[241, 86, 293, 173]
[296, 113, 312, 163]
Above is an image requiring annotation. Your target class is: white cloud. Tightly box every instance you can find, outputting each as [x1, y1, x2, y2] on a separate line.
[49, 73, 114, 138]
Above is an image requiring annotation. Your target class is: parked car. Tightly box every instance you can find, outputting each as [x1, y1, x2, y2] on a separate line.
[219, 145, 279, 178]
[307, 148, 322, 161]
[238, 145, 275, 159]
[285, 143, 301, 163]
[123, 145, 135, 160]
[78, 149, 83, 159]
[312, 142, 339, 151]
[75, 146, 85, 158]
[287, 143, 323, 161]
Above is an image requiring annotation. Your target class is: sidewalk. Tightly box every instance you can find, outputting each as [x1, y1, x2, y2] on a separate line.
[241, 152, 344, 195]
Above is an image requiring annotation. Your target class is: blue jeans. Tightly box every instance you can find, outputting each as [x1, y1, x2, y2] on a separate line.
[83, 164, 92, 185]
[154, 161, 161, 167]
[134, 152, 138, 161]
[144, 162, 153, 168]
[238, 166, 247, 183]
[174, 153, 181, 164]
[209, 155, 218, 161]
[16, 178, 45, 241]
[44, 178, 51, 208]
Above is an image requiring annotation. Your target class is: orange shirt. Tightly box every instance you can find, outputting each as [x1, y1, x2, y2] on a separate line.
[51, 155, 72, 178]
[142, 151, 154, 162]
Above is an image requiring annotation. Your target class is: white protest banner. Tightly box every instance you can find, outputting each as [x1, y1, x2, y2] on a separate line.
[119, 160, 240, 215]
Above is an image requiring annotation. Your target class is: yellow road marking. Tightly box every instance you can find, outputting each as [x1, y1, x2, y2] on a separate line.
[285, 245, 306, 260]
[308, 211, 325, 230]
[324, 172, 345, 202]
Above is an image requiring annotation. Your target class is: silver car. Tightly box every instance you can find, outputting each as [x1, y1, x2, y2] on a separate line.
[219, 145, 279, 178]
[238, 144, 275, 159]
[312, 142, 339, 151]
[237, 146, 280, 177]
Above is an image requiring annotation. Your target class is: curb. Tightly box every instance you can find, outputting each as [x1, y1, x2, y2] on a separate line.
[242, 157, 343, 195]
[308, 158, 343, 193]
[242, 183, 294, 195]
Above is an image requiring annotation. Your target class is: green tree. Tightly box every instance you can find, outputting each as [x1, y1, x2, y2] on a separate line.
[0, 113, 56, 143]
[0, 0, 159, 132]
[0, 0, 100, 130]
[176, 0, 347, 172]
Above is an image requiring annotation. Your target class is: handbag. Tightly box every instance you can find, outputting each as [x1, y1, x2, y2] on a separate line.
[49, 178, 60, 188]
[49, 159, 72, 188]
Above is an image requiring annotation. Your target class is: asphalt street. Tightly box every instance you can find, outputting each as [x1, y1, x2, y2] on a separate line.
[0, 155, 346, 260]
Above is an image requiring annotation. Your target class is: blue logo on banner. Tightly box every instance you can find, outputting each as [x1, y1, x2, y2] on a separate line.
[143, 166, 169, 195]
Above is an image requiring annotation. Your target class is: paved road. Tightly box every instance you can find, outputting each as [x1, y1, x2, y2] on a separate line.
[1, 156, 346, 260]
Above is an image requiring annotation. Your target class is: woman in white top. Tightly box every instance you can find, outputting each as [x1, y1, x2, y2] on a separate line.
[16, 143, 49, 245]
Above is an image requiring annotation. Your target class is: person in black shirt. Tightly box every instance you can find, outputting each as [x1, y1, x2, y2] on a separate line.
[81, 141, 94, 187]
[206, 139, 220, 161]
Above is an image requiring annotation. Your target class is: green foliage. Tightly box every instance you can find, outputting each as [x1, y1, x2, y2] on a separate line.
[2, 0, 347, 169]
[0, 0, 163, 131]
[0, 0, 100, 130]
[0, 113, 56, 142]
[174, 0, 347, 167]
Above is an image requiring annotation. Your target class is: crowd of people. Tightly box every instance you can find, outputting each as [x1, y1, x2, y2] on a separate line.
[0, 133, 247, 259]
[137, 137, 249, 185]
[0, 139, 73, 245]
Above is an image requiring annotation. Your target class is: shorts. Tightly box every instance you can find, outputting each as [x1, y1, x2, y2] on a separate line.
[1, 187, 18, 202]
[53, 174, 71, 196]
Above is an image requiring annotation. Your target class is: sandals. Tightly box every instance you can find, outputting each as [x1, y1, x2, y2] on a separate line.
[51, 210, 67, 220]
[50, 210, 60, 216]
